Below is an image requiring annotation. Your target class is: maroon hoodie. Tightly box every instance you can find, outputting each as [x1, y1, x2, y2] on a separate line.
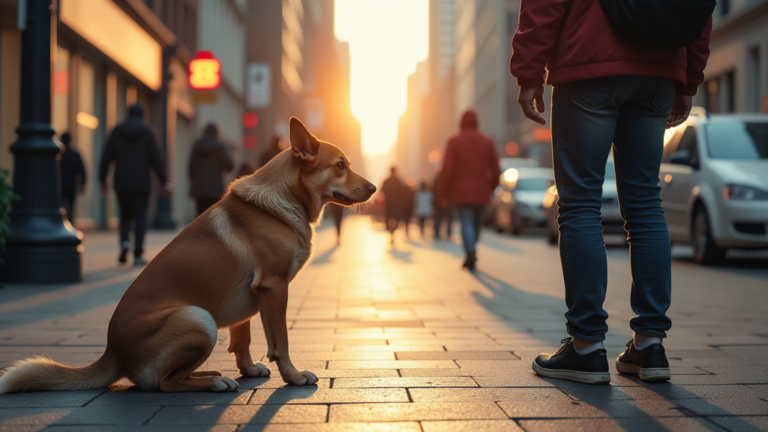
[438, 110, 501, 206]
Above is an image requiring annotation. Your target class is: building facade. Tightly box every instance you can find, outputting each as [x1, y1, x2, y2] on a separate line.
[0, 0, 199, 228]
[693, 0, 768, 114]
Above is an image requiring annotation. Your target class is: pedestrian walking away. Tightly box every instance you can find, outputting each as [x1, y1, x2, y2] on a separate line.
[414, 181, 434, 237]
[381, 167, 404, 245]
[58, 132, 86, 224]
[99, 104, 169, 267]
[438, 110, 500, 271]
[431, 171, 452, 240]
[401, 182, 415, 238]
[510, 0, 712, 384]
[189, 123, 234, 216]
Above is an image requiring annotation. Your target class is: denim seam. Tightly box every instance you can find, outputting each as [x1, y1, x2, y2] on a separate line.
[572, 77, 620, 111]
[553, 96, 575, 326]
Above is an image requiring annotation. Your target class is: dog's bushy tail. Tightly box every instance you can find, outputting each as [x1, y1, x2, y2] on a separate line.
[0, 353, 120, 394]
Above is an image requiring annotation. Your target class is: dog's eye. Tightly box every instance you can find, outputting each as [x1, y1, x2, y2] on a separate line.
[336, 161, 345, 170]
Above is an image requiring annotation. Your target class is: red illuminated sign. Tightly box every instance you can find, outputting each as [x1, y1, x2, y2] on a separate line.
[189, 51, 221, 90]
[242, 112, 259, 128]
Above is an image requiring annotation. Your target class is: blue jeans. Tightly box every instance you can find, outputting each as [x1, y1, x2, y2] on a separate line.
[552, 75, 675, 342]
[457, 205, 484, 254]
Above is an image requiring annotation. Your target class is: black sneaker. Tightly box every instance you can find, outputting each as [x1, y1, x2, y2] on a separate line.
[532, 338, 610, 384]
[118, 248, 129, 264]
[616, 340, 670, 382]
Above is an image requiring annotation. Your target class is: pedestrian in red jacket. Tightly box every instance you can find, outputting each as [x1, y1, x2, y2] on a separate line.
[438, 110, 500, 271]
[510, 0, 711, 384]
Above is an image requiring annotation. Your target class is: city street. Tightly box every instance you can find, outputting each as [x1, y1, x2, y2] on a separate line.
[0, 216, 766, 431]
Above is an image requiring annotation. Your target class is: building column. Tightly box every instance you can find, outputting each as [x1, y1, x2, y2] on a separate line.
[0, 0, 83, 283]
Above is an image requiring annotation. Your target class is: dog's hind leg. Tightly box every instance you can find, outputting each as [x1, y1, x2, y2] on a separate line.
[135, 306, 238, 393]
[228, 319, 271, 377]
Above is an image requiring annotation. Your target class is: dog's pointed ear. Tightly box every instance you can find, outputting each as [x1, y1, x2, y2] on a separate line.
[289, 117, 319, 166]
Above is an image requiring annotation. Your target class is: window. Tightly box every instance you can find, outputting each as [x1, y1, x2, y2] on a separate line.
[706, 122, 768, 160]
[662, 128, 682, 163]
[676, 126, 699, 166]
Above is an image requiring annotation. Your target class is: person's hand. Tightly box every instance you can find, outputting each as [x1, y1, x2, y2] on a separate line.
[667, 93, 692, 129]
[159, 183, 170, 197]
[99, 183, 108, 196]
[518, 86, 547, 125]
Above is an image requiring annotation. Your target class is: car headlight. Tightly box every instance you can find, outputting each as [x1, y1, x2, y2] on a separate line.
[723, 184, 768, 201]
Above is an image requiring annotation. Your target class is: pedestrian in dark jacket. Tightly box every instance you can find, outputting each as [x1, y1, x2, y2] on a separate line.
[58, 132, 86, 224]
[438, 110, 500, 271]
[431, 172, 452, 240]
[259, 136, 284, 168]
[400, 182, 415, 238]
[99, 104, 168, 267]
[511, 0, 711, 384]
[381, 167, 404, 245]
[189, 123, 234, 216]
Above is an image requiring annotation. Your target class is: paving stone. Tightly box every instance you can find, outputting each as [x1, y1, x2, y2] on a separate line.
[39, 426, 236, 432]
[327, 360, 457, 369]
[0, 390, 104, 408]
[747, 384, 768, 398]
[674, 398, 768, 416]
[409, 387, 570, 403]
[394, 352, 519, 360]
[238, 423, 422, 432]
[420, 420, 524, 432]
[499, 399, 686, 418]
[149, 404, 328, 424]
[618, 384, 764, 400]
[455, 360, 531, 369]
[333, 377, 478, 388]
[471, 375, 556, 388]
[0, 406, 158, 425]
[313, 369, 400, 378]
[286, 352, 396, 360]
[698, 366, 768, 383]
[334, 345, 445, 352]
[709, 416, 768, 432]
[249, 388, 408, 404]
[329, 402, 509, 422]
[219, 374, 332, 389]
[87, 389, 253, 406]
[398, 368, 518, 377]
[518, 418, 726, 432]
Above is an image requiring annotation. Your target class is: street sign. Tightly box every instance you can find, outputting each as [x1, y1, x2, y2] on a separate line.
[247, 63, 271, 108]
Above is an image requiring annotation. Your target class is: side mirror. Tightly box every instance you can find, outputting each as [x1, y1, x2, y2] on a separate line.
[670, 150, 692, 166]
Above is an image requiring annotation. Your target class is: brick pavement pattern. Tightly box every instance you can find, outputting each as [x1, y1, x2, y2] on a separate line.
[1, 216, 767, 431]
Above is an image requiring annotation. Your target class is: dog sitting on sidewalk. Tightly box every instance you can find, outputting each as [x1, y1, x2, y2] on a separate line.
[0, 117, 376, 393]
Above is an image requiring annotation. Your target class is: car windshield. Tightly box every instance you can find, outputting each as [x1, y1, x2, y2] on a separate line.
[705, 122, 768, 160]
[514, 177, 550, 191]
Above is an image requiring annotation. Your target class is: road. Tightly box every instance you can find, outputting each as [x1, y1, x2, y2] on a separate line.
[0, 215, 766, 431]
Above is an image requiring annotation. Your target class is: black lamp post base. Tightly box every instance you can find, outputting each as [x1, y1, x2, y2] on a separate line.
[1, 245, 82, 283]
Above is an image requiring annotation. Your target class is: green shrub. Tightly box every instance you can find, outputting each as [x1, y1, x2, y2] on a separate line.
[0, 169, 18, 265]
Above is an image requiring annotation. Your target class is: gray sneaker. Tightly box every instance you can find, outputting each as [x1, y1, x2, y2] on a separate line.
[133, 256, 147, 267]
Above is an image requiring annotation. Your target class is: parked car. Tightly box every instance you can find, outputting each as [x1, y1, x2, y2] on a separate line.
[543, 157, 624, 245]
[659, 108, 768, 264]
[483, 158, 539, 226]
[494, 168, 553, 235]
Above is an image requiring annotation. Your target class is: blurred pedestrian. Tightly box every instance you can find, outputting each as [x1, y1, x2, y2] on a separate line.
[58, 132, 86, 224]
[381, 166, 404, 244]
[259, 136, 284, 168]
[237, 161, 255, 178]
[401, 182, 415, 238]
[189, 123, 234, 216]
[511, 0, 712, 384]
[438, 110, 500, 271]
[431, 172, 452, 240]
[327, 204, 344, 245]
[414, 181, 434, 237]
[99, 104, 169, 267]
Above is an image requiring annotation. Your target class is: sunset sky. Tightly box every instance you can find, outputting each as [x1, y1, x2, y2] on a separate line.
[335, 0, 429, 157]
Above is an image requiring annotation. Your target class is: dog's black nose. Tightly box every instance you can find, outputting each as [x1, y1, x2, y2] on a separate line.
[365, 182, 377, 194]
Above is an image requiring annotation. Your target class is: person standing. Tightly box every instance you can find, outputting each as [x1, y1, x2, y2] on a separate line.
[511, 0, 711, 384]
[414, 182, 434, 237]
[381, 167, 404, 245]
[58, 132, 86, 224]
[189, 123, 234, 216]
[438, 110, 500, 271]
[99, 104, 169, 267]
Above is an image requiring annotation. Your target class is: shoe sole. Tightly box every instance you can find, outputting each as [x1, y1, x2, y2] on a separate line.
[532, 361, 610, 385]
[615, 360, 670, 382]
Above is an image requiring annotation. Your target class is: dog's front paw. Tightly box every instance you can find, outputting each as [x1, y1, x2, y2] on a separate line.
[240, 362, 271, 378]
[210, 376, 240, 392]
[284, 370, 319, 386]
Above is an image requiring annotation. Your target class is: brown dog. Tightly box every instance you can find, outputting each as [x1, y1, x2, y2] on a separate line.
[0, 118, 376, 393]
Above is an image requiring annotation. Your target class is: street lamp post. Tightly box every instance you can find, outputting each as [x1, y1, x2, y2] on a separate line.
[0, 0, 83, 283]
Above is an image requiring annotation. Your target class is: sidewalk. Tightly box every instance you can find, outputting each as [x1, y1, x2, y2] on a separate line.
[0, 216, 766, 431]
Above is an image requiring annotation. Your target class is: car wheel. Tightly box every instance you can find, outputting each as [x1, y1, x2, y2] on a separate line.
[546, 217, 558, 245]
[692, 205, 725, 265]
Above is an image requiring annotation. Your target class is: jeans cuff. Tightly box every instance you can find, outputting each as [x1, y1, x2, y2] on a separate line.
[630, 324, 667, 339]
[566, 326, 606, 342]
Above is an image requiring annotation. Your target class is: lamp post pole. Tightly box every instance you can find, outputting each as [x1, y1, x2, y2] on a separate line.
[0, 0, 83, 283]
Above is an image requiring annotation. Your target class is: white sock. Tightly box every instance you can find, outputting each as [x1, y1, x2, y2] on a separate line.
[573, 340, 604, 355]
[634, 334, 662, 350]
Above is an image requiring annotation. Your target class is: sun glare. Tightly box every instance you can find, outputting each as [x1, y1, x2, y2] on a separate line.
[335, 0, 429, 156]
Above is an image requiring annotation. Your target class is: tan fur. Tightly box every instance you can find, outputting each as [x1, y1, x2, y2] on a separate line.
[0, 118, 375, 393]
